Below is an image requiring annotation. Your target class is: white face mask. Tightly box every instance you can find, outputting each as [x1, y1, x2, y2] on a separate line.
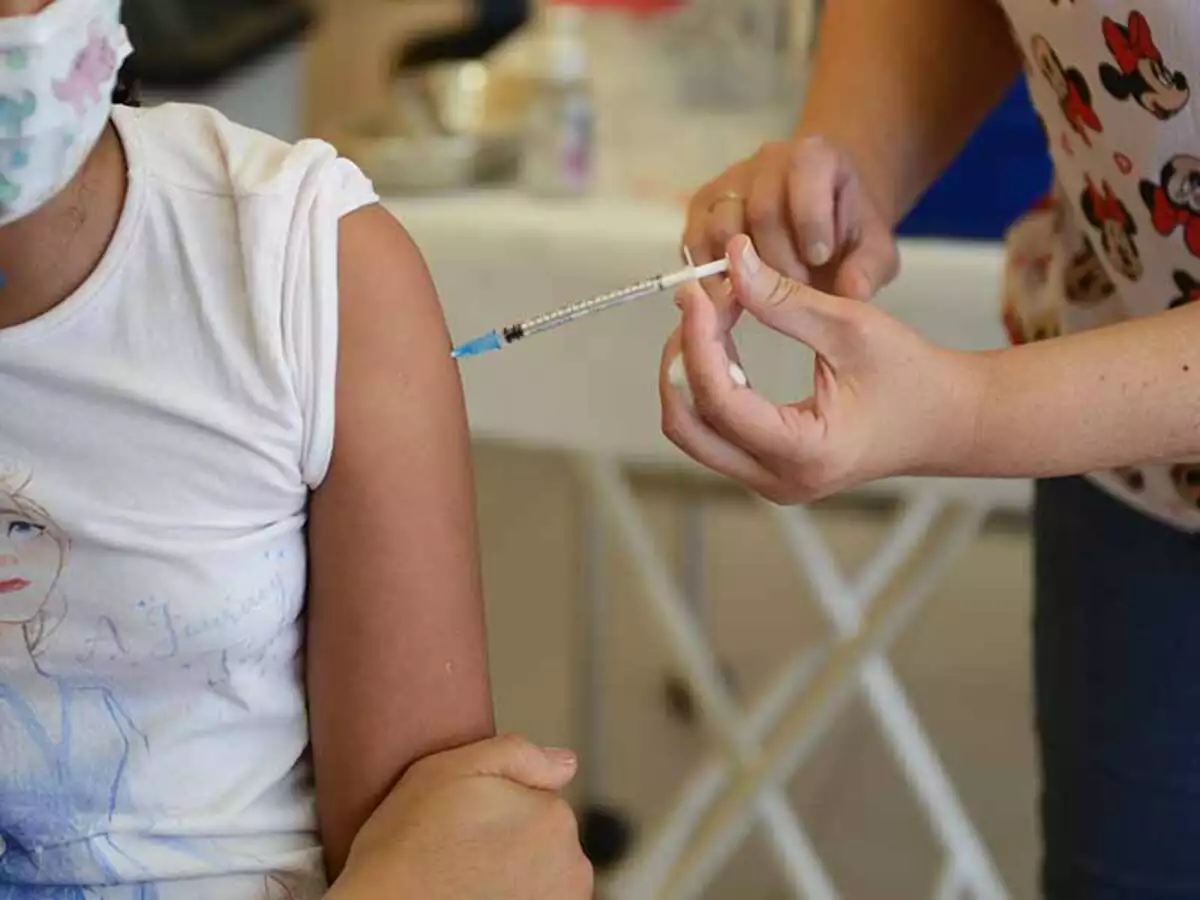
[0, 0, 130, 226]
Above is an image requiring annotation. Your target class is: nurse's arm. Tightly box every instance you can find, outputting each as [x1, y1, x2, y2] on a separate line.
[965, 305, 1200, 477]
[800, 0, 1024, 225]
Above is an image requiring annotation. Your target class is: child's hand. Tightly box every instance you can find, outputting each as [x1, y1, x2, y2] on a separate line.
[660, 235, 987, 504]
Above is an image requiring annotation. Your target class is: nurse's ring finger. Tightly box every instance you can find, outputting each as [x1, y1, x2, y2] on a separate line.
[706, 190, 745, 214]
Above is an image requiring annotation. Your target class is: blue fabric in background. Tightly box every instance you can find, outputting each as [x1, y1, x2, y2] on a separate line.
[897, 79, 1053, 241]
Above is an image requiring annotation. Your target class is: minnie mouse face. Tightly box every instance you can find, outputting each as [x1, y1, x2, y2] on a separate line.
[1101, 219, 1143, 281]
[1168, 270, 1200, 309]
[1017, 305, 1062, 344]
[1163, 156, 1200, 211]
[1171, 464, 1200, 510]
[1031, 34, 1068, 98]
[1112, 466, 1146, 493]
[1135, 58, 1190, 118]
[1063, 240, 1116, 305]
[1099, 12, 1190, 120]
[1140, 155, 1200, 259]
[1032, 34, 1103, 147]
[1027, 312, 1061, 343]
[1081, 178, 1143, 281]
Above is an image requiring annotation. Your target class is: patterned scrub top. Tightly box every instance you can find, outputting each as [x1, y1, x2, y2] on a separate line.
[999, 0, 1200, 529]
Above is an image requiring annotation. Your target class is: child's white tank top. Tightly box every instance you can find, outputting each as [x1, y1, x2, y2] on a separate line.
[0, 102, 378, 898]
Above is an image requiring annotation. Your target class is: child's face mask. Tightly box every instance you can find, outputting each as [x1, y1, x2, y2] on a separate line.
[0, 0, 129, 225]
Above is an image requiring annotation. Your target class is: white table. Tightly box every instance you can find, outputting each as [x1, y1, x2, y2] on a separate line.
[389, 190, 1028, 900]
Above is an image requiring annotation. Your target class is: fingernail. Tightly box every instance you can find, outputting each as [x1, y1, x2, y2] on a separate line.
[668, 355, 695, 406]
[667, 355, 688, 389]
[545, 747, 578, 768]
[729, 362, 748, 387]
[808, 241, 831, 267]
[739, 238, 760, 277]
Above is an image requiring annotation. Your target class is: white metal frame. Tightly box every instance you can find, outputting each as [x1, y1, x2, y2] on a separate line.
[577, 454, 1009, 900]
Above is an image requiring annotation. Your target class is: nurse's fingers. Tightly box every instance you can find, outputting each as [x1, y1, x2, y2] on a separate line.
[783, 136, 841, 270]
[659, 356, 786, 501]
[685, 167, 755, 267]
[677, 282, 803, 464]
[747, 163, 809, 282]
[831, 178, 900, 300]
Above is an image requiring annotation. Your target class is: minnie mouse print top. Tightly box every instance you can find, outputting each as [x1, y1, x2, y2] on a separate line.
[1000, 1, 1200, 529]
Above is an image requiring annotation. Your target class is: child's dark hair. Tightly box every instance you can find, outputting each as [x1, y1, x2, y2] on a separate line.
[112, 60, 140, 107]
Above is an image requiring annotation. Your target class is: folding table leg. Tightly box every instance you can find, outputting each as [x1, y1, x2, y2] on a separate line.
[577, 455, 748, 752]
[666, 496, 741, 722]
[654, 503, 989, 900]
[577, 455, 838, 900]
[681, 499, 708, 626]
[580, 451, 1001, 900]
[608, 650, 820, 898]
[933, 861, 967, 900]
[664, 499, 719, 722]
[577, 490, 635, 869]
[579, 490, 606, 805]
[770, 502, 1007, 900]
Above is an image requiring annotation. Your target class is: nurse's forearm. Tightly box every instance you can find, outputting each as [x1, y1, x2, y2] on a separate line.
[960, 308, 1200, 477]
[798, 0, 1022, 226]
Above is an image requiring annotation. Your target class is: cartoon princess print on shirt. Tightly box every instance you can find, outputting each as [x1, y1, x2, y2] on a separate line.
[0, 463, 152, 899]
[1099, 11, 1190, 120]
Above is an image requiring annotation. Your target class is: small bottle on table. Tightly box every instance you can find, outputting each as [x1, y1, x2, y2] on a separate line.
[521, 1, 594, 197]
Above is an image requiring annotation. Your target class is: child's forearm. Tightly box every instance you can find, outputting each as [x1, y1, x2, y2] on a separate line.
[957, 306, 1200, 477]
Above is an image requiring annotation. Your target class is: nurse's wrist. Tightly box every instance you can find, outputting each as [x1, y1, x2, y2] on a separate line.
[903, 347, 996, 480]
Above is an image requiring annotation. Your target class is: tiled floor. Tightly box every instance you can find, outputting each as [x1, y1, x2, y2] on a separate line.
[473, 444, 1039, 900]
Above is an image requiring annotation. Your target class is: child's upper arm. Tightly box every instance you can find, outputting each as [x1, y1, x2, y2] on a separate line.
[306, 203, 494, 877]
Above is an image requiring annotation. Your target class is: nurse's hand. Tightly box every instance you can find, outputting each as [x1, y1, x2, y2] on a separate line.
[327, 735, 592, 900]
[684, 137, 898, 300]
[660, 236, 984, 504]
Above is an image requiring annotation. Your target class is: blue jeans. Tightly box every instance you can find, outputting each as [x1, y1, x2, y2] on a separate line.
[1035, 477, 1200, 898]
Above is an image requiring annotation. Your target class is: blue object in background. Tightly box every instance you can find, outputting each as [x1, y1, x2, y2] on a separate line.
[897, 78, 1052, 241]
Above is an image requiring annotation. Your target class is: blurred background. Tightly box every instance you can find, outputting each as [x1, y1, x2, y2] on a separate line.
[122, 2, 1052, 897]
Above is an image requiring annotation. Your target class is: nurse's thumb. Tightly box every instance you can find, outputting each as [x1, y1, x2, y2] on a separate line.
[465, 734, 579, 791]
[729, 234, 856, 361]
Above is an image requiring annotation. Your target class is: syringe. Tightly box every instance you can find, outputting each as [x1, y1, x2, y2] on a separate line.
[450, 257, 731, 360]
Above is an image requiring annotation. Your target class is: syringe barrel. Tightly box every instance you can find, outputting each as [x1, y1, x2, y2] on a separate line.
[518, 277, 662, 336]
